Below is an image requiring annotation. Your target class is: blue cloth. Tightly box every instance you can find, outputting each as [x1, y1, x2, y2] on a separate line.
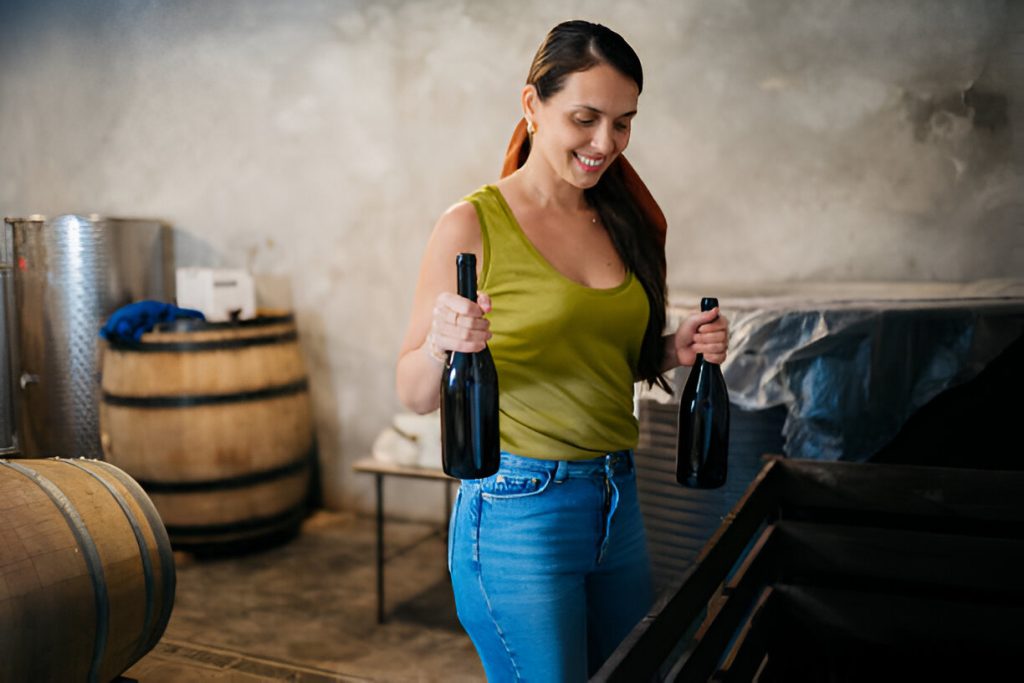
[448, 450, 654, 682]
[99, 300, 205, 343]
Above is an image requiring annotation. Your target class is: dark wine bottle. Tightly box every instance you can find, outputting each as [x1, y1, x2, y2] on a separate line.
[440, 253, 500, 479]
[676, 297, 730, 489]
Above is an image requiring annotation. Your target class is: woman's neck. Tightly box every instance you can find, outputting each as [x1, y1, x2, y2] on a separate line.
[511, 153, 590, 214]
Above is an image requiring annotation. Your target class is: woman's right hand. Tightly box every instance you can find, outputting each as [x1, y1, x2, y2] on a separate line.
[426, 291, 493, 361]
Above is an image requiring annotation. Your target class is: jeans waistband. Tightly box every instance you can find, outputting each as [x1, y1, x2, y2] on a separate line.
[496, 450, 634, 480]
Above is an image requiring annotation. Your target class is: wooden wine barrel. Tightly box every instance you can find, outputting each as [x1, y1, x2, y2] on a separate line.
[99, 313, 314, 550]
[0, 457, 175, 683]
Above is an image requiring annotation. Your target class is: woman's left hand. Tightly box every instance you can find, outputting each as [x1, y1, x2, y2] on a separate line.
[666, 307, 730, 369]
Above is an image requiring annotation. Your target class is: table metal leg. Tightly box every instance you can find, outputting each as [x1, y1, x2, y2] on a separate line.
[375, 472, 384, 624]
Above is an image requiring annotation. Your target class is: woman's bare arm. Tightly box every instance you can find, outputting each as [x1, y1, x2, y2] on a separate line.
[395, 202, 492, 413]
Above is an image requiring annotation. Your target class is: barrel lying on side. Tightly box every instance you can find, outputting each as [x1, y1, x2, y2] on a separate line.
[100, 314, 314, 550]
[0, 457, 176, 683]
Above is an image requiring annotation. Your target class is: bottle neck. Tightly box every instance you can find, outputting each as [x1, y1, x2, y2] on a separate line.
[457, 255, 477, 301]
[698, 297, 718, 360]
[458, 275, 477, 300]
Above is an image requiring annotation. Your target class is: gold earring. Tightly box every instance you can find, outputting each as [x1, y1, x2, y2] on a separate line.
[527, 120, 536, 135]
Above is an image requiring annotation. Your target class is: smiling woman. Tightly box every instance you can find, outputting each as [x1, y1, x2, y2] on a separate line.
[395, 19, 730, 682]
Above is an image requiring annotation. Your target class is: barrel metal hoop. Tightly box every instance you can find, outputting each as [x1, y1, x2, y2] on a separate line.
[101, 378, 309, 408]
[86, 460, 176, 658]
[154, 313, 295, 333]
[137, 451, 311, 493]
[63, 459, 155, 669]
[106, 329, 297, 352]
[0, 460, 110, 683]
[164, 503, 306, 537]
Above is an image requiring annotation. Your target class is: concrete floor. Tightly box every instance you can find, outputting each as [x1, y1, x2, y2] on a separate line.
[122, 511, 484, 682]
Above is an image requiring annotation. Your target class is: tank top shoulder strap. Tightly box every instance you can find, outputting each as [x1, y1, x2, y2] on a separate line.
[462, 184, 522, 292]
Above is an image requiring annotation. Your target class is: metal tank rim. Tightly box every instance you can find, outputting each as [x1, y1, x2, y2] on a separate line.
[3, 215, 46, 223]
[5, 215, 172, 226]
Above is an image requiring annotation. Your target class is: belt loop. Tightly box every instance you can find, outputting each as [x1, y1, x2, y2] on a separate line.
[554, 460, 569, 483]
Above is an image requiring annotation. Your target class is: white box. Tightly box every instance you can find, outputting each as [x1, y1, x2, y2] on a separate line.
[175, 267, 256, 322]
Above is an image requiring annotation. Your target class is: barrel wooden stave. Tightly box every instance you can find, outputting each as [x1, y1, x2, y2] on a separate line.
[100, 393, 312, 481]
[150, 468, 309, 527]
[0, 473, 96, 682]
[0, 458, 174, 683]
[101, 321, 304, 397]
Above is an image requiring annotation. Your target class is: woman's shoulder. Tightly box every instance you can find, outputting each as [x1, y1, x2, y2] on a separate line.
[436, 183, 501, 231]
[431, 197, 483, 254]
[432, 183, 511, 251]
[437, 198, 478, 230]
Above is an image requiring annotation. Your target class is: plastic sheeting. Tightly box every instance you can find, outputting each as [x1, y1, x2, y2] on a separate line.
[666, 281, 1024, 462]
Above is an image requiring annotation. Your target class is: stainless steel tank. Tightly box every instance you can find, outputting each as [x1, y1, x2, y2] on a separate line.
[0, 219, 18, 455]
[2, 214, 173, 458]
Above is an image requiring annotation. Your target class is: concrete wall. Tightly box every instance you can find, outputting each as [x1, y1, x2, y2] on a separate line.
[2, 0, 1021, 520]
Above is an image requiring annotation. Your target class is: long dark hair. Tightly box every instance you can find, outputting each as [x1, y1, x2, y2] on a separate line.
[526, 20, 670, 392]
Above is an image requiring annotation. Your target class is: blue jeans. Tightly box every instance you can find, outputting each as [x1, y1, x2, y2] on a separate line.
[448, 450, 654, 682]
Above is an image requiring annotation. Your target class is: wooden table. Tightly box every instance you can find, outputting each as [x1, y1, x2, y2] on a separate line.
[352, 458, 456, 623]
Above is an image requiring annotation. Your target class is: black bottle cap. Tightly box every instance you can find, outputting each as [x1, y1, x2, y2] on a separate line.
[700, 297, 719, 312]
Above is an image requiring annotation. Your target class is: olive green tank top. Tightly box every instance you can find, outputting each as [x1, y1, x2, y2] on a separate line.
[466, 184, 650, 461]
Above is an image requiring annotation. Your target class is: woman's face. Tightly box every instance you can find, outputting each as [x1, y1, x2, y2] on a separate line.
[525, 62, 640, 190]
